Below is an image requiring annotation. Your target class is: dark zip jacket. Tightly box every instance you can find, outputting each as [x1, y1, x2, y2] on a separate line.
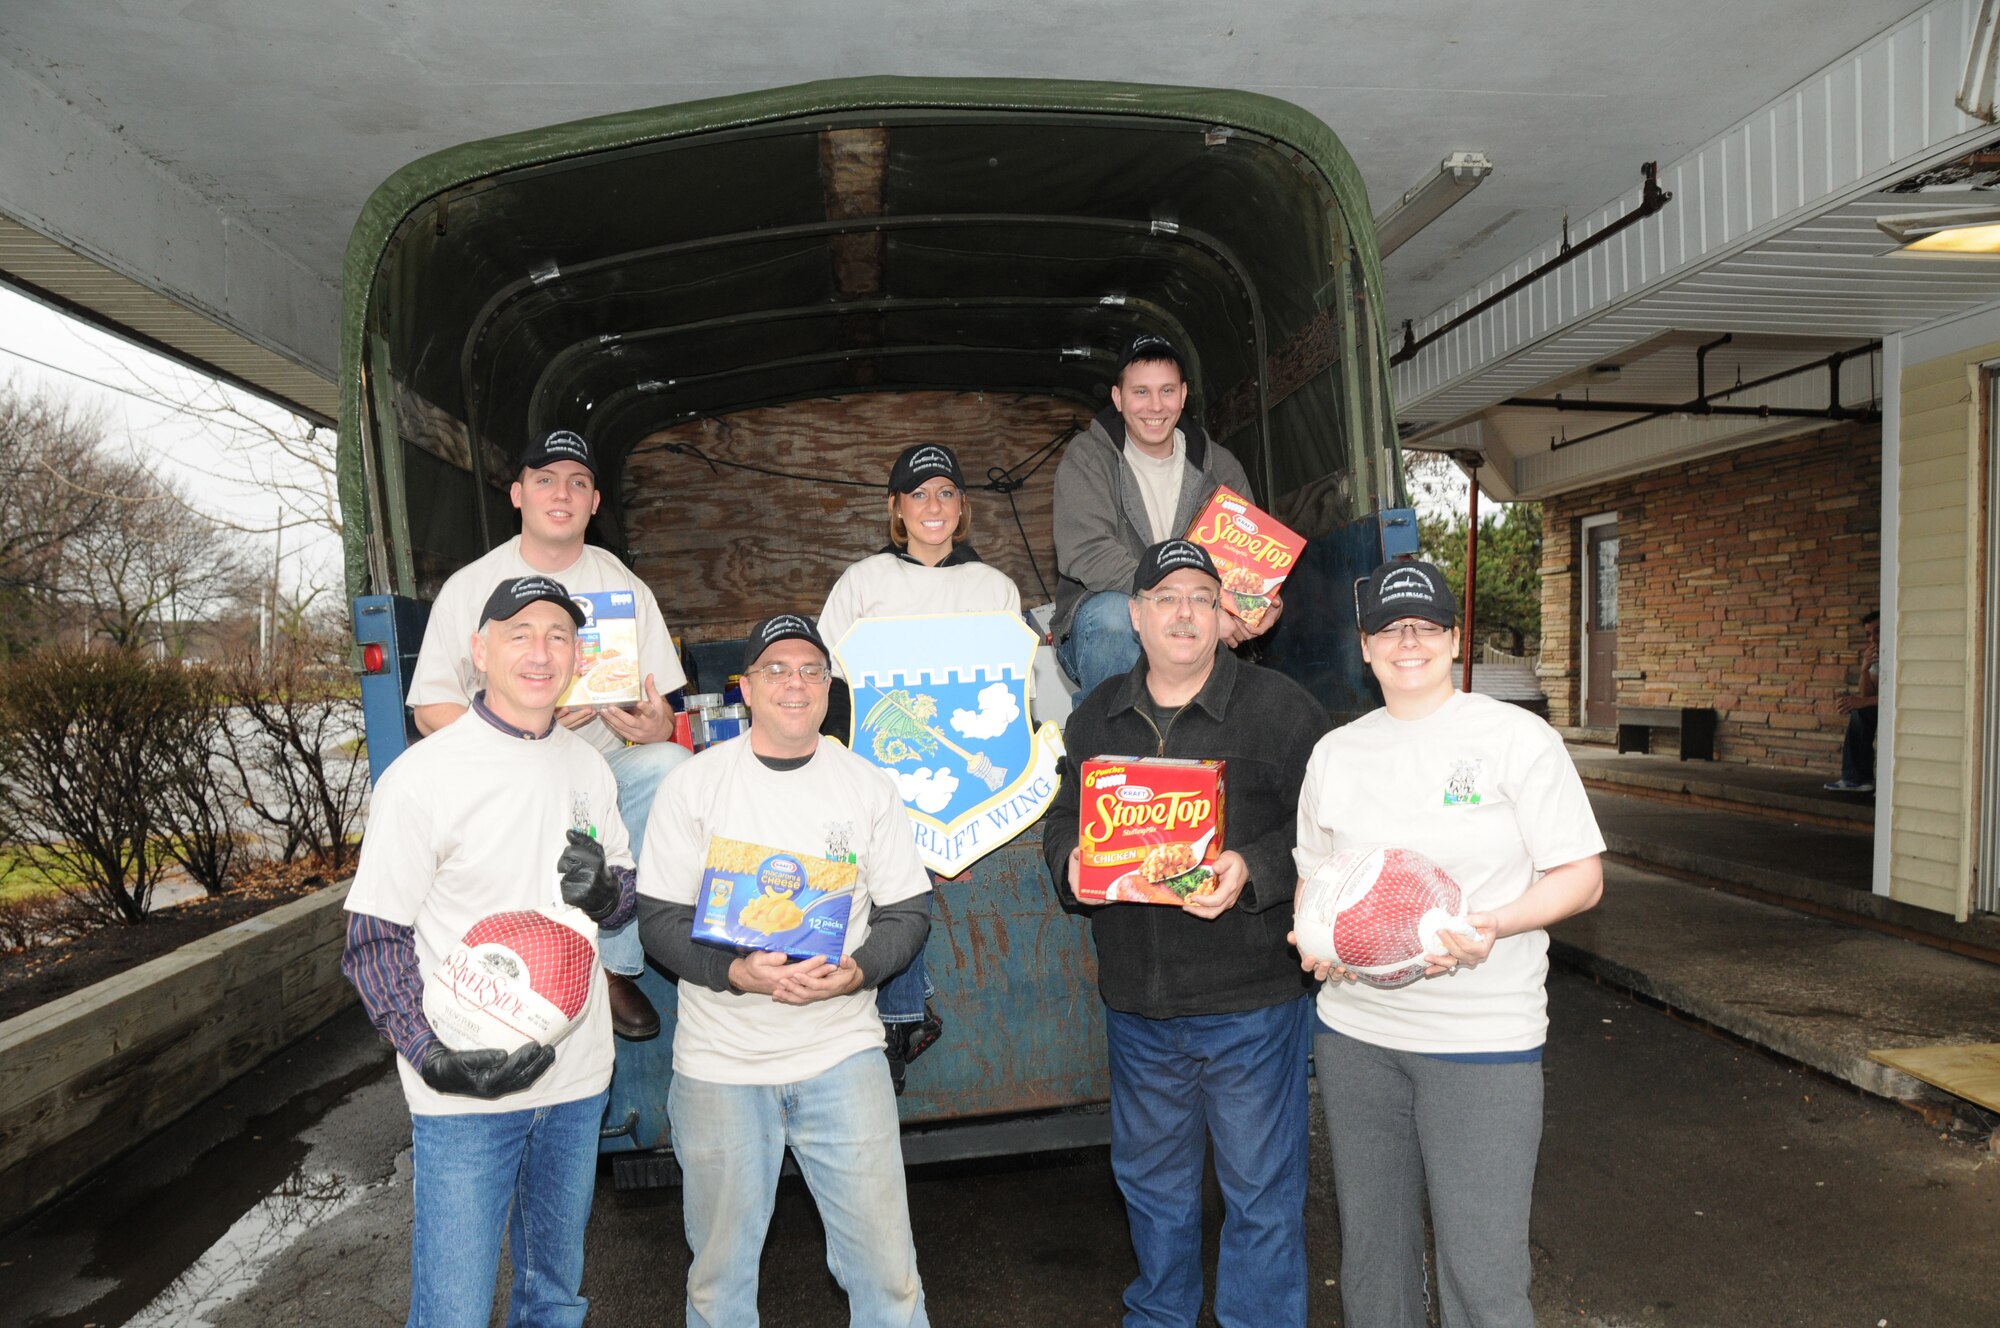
[1043, 646, 1331, 1018]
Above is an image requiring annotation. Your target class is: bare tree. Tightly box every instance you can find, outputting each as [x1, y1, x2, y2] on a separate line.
[106, 362, 341, 543]
[58, 463, 253, 654]
[0, 382, 135, 653]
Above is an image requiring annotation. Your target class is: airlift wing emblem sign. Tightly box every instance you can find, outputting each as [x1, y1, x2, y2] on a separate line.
[834, 611, 1065, 877]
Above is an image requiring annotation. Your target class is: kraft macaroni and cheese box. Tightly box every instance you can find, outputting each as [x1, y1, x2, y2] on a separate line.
[559, 590, 643, 707]
[692, 837, 857, 962]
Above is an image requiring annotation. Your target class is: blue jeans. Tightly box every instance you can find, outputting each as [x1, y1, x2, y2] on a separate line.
[877, 949, 934, 1024]
[1057, 590, 1141, 703]
[1104, 997, 1312, 1328]
[407, 1088, 610, 1328]
[878, 883, 937, 1024]
[598, 740, 691, 975]
[669, 1050, 928, 1328]
[1841, 705, 1879, 784]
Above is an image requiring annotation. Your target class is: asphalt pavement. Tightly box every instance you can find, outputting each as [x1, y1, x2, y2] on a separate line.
[8, 962, 1998, 1328]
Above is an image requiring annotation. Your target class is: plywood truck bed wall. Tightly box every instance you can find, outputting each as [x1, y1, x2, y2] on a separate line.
[333, 76, 1403, 710]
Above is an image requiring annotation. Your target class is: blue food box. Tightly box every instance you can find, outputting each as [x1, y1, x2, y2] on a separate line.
[692, 837, 857, 962]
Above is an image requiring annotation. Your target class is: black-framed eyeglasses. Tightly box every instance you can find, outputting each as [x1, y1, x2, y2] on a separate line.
[1369, 620, 1451, 641]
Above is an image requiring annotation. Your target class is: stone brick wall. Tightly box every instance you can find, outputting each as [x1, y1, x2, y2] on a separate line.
[1539, 423, 1881, 769]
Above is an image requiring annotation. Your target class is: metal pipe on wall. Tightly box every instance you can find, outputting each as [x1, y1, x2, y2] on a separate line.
[1461, 455, 1480, 694]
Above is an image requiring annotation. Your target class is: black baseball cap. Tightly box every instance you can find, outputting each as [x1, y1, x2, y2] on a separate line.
[743, 614, 828, 671]
[1132, 539, 1221, 593]
[1356, 560, 1457, 634]
[519, 429, 597, 476]
[479, 576, 587, 628]
[886, 443, 965, 493]
[1113, 333, 1187, 381]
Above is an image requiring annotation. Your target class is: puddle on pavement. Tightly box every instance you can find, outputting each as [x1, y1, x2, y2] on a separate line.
[122, 1167, 388, 1327]
[17, 1057, 388, 1328]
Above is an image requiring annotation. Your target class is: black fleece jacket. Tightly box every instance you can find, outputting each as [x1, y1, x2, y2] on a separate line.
[1043, 647, 1331, 1018]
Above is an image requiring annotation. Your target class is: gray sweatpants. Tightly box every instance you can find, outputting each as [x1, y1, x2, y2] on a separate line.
[1314, 1030, 1543, 1328]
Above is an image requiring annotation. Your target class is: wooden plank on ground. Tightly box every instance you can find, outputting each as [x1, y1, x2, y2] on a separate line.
[1869, 1044, 2000, 1113]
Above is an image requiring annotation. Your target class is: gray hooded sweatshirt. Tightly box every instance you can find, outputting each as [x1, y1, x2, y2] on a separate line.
[1050, 404, 1254, 639]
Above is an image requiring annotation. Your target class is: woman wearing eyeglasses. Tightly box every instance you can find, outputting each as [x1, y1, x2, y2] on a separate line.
[1292, 559, 1604, 1328]
[816, 442, 1022, 1092]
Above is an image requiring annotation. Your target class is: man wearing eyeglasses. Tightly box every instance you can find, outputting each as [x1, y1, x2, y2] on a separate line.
[1051, 334, 1285, 701]
[636, 614, 933, 1327]
[1043, 540, 1330, 1328]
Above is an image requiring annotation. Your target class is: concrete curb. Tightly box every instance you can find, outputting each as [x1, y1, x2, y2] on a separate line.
[1578, 762, 1873, 826]
[1551, 863, 2000, 1109]
[1598, 829, 2000, 956]
[1549, 937, 1930, 1101]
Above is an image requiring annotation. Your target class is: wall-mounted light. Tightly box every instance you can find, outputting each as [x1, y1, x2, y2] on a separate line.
[1876, 206, 2000, 254]
[1374, 152, 1494, 258]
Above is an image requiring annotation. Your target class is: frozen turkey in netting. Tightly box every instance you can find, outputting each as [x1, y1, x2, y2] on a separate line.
[423, 907, 597, 1052]
[1294, 847, 1477, 989]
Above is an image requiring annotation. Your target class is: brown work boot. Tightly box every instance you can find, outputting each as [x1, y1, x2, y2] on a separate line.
[605, 971, 660, 1041]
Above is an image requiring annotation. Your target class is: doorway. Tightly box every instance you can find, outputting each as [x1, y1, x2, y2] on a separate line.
[1582, 514, 1620, 729]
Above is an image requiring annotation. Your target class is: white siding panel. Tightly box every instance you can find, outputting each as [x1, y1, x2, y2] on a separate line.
[1395, 0, 2000, 423]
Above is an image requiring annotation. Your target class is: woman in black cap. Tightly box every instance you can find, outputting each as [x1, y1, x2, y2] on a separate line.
[817, 442, 1022, 1091]
[1291, 558, 1605, 1328]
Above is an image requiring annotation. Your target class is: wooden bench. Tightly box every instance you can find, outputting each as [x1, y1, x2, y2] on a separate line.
[1615, 705, 1719, 761]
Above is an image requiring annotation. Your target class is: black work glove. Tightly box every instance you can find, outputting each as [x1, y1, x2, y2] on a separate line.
[419, 1042, 555, 1099]
[557, 828, 618, 922]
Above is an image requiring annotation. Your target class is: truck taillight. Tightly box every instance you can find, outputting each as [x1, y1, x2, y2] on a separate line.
[362, 643, 386, 674]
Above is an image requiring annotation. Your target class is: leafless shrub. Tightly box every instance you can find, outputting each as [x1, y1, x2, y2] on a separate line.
[0, 888, 94, 953]
[0, 648, 230, 923]
[216, 626, 367, 876]
[156, 666, 247, 896]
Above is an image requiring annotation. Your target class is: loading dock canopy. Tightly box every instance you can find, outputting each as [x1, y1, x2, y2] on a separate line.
[338, 77, 1398, 596]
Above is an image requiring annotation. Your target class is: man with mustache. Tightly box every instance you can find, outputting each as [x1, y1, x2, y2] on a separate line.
[406, 428, 687, 1040]
[1043, 540, 1330, 1328]
[1050, 334, 1284, 701]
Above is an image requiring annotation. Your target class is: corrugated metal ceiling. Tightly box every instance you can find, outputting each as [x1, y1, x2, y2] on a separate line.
[0, 216, 336, 422]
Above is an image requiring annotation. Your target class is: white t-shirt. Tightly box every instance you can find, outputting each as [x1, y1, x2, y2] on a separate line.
[638, 736, 932, 1085]
[1293, 690, 1605, 1054]
[1124, 432, 1187, 544]
[407, 536, 687, 758]
[346, 715, 635, 1115]
[818, 551, 1022, 677]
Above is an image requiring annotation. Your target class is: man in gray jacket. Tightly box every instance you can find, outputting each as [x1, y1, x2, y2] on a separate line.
[1052, 334, 1284, 699]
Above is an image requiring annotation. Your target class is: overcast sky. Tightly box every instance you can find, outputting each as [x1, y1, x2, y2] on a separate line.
[0, 283, 344, 603]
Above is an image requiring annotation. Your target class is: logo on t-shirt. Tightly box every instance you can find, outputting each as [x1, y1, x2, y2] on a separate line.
[824, 819, 858, 866]
[1443, 759, 1483, 807]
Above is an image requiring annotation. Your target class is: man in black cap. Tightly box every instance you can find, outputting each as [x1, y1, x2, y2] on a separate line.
[637, 615, 934, 1327]
[1051, 334, 1285, 700]
[406, 428, 688, 1038]
[344, 575, 637, 1326]
[1043, 539, 1329, 1328]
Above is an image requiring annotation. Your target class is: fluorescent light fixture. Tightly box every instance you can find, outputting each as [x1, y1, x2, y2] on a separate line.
[1374, 152, 1494, 258]
[1876, 205, 2000, 254]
